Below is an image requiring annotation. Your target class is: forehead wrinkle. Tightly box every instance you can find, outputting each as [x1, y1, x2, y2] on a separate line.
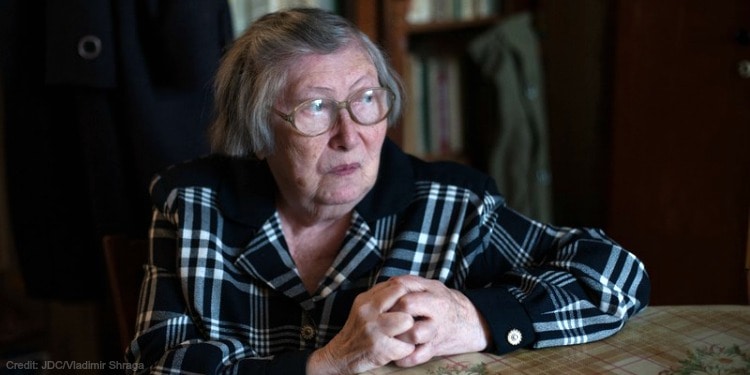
[292, 74, 377, 104]
[286, 48, 378, 101]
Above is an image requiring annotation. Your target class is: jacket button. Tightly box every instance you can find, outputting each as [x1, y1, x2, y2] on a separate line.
[507, 328, 523, 346]
[301, 324, 316, 340]
[77, 35, 102, 60]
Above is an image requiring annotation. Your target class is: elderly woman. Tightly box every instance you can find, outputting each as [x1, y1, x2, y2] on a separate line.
[126, 7, 649, 375]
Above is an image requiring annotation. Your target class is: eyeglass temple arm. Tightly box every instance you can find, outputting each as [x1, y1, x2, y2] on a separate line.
[273, 108, 293, 124]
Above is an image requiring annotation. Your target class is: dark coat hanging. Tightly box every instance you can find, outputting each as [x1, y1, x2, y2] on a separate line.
[0, 0, 233, 300]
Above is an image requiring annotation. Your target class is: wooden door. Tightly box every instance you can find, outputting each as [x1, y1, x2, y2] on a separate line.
[608, 0, 750, 304]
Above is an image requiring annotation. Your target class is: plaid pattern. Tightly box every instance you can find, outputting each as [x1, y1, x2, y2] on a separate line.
[126, 141, 649, 374]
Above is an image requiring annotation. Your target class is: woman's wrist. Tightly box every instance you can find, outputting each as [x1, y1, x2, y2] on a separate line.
[306, 346, 345, 375]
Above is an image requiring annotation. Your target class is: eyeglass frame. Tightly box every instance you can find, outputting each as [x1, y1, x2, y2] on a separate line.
[272, 87, 395, 137]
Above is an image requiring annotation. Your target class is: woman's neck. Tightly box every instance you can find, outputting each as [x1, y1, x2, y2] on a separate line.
[277, 203, 352, 294]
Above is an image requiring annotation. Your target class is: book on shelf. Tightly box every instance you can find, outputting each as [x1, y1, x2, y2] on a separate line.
[402, 54, 463, 159]
[403, 54, 427, 156]
[407, 0, 500, 25]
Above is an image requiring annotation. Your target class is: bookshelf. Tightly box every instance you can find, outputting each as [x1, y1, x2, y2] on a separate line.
[344, 0, 531, 166]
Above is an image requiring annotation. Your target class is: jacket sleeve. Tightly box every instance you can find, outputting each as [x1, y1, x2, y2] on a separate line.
[124, 208, 312, 374]
[463, 186, 650, 355]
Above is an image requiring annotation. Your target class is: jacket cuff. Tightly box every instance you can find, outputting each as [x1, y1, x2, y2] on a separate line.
[462, 287, 536, 354]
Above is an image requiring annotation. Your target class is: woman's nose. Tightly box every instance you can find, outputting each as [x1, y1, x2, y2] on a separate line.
[329, 108, 359, 149]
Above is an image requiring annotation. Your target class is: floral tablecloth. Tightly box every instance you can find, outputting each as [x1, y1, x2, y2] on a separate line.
[361, 305, 750, 375]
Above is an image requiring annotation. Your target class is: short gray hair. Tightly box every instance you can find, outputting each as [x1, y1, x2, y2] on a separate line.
[209, 7, 404, 158]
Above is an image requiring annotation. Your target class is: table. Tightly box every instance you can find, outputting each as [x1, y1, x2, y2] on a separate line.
[362, 305, 750, 375]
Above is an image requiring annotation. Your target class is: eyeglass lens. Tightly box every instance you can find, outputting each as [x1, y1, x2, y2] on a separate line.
[293, 88, 392, 135]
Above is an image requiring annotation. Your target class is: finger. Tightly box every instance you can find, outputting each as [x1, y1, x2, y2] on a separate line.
[343, 338, 416, 374]
[393, 342, 436, 368]
[393, 291, 453, 321]
[380, 275, 441, 314]
[377, 311, 415, 337]
[388, 275, 435, 293]
[390, 291, 429, 314]
[393, 318, 436, 345]
[379, 339, 417, 366]
[365, 278, 415, 312]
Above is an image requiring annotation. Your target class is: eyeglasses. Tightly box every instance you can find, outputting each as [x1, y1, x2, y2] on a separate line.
[273, 87, 395, 137]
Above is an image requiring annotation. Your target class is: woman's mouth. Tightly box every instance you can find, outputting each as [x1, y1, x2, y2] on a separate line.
[330, 163, 360, 176]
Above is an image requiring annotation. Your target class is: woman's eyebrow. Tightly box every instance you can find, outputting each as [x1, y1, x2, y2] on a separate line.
[295, 86, 335, 99]
[348, 74, 378, 91]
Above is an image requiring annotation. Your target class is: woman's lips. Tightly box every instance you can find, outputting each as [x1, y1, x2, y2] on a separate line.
[330, 163, 360, 176]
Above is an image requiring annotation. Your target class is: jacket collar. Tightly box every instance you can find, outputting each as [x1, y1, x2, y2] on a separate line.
[218, 138, 415, 227]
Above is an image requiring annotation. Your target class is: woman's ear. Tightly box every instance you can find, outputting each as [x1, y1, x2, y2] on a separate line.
[254, 149, 268, 160]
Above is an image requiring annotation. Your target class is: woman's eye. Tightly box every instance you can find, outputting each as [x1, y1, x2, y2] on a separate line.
[360, 91, 375, 104]
[307, 100, 327, 114]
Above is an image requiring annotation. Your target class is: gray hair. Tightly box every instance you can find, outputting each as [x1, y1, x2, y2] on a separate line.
[209, 7, 405, 158]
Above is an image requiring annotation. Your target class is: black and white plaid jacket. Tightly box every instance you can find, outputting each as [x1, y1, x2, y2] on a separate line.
[126, 140, 650, 374]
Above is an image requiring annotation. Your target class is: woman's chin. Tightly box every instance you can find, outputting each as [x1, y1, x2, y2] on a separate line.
[316, 186, 369, 208]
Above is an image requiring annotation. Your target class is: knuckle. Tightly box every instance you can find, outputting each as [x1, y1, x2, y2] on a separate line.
[387, 276, 408, 289]
[352, 301, 374, 318]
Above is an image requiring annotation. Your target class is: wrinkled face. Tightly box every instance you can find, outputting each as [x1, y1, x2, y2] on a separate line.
[266, 45, 387, 214]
